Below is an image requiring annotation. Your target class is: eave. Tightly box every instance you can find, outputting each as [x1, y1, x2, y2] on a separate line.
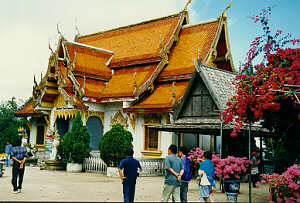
[123, 107, 172, 114]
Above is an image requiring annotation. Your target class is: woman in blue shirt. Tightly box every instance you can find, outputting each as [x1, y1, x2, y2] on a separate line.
[198, 151, 215, 202]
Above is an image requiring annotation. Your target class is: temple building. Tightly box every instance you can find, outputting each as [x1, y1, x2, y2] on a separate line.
[15, 5, 236, 159]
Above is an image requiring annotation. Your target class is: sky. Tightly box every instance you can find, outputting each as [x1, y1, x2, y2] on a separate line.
[1, 0, 299, 104]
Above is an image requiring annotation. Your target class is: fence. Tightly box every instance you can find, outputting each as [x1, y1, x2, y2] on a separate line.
[138, 158, 164, 176]
[83, 154, 164, 176]
[83, 153, 107, 174]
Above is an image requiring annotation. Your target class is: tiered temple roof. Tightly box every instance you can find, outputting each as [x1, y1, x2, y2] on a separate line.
[16, 8, 235, 116]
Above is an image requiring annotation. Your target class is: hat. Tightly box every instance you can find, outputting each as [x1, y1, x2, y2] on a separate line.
[252, 152, 258, 156]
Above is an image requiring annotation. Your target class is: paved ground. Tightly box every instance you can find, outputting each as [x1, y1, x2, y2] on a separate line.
[0, 166, 269, 202]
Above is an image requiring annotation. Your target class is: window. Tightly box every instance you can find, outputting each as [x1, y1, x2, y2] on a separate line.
[144, 126, 159, 151]
[36, 125, 45, 145]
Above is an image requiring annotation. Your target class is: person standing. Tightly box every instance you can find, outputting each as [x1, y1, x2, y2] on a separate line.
[198, 151, 216, 203]
[118, 148, 142, 202]
[5, 141, 13, 167]
[178, 146, 191, 202]
[161, 144, 184, 202]
[10, 138, 27, 194]
[251, 152, 260, 188]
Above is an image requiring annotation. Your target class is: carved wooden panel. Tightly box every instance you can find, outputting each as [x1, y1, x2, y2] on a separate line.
[110, 111, 128, 129]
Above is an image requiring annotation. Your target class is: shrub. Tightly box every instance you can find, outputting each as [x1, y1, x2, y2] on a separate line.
[99, 123, 133, 167]
[212, 155, 252, 180]
[260, 165, 300, 203]
[58, 112, 91, 163]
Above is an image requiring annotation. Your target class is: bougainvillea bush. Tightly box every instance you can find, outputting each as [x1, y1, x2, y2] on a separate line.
[222, 7, 300, 169]
[260, 165, 300, 203]
[212, 154, 252, 180]
[188, 147, 205, 167]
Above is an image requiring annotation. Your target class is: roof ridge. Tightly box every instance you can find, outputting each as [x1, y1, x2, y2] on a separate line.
[65, 41, 114, 55]
[77, 12, 182, 40]
[198, 64, 237, 75]
[182, 18, 219, 29]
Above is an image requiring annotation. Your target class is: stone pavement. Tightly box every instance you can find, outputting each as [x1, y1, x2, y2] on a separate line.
[0, 166, 269, 202]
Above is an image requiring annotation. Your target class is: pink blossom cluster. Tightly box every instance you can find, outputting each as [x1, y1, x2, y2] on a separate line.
[212, 155, 252, 180]
[187, 148, 205, 167]
[260, 165, 300, 203]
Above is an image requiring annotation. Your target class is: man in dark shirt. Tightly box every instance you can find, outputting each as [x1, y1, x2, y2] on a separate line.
[178, 146, 191, 202]
[118, 149, 142, 202]
[10, 138, 27, 194]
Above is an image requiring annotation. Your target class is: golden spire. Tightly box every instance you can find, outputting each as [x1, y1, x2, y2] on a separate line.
[222, 0, 232, 18]
[183, 0, 192, 12]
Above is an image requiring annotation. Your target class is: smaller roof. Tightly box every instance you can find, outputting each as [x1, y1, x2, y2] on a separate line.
[77, 13, 182, 68]
[124, 81, 189, 113]
[159, 19, 219, 79]
[64, 42, 112, 79]
[14, 100, 42, 117]
[174, 64, 236, 120]
[196, 64, 236, 110]
[100, 63, 158, 99]
[76, 77, 106, 98]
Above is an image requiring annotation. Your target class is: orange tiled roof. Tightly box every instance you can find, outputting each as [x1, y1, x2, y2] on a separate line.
[76, 77, 106, 98]
[15, 100, 41, 117]
[77, 14, 181, 68]
[65, 43, 112, 78]
[159, 20, 219, 78]
[101, 64, 158, 98]
[124, 81, 189, 112]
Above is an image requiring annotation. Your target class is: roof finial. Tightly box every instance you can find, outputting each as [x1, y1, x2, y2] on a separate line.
[222, 0, 232, 18]
[57, 23, 62, 35]
[133, 72, 137, 88]
[72, 52, 77, 69]
[82, 76, 86, 93]
[172, 82, 176, 101]
[48, 40, 54, 54]
[197, 48, 202, 65]
[183, 0, 192, 12]
[34, 75, 38, 87]
[75, 18, 80, 36]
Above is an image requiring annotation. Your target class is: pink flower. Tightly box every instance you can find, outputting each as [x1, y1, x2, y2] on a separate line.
[260, 180, 266, 184]
[276, 197, 283, 203]
[267, 193, 272, 200]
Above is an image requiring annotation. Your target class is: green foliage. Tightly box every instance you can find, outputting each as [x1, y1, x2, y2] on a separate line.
[99, 123, 133, 167]
[0, 98, 27, 152]
[58, 112, 91, 163]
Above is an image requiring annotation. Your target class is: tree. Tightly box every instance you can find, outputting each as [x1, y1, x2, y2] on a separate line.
[0, 97, 27, 152]
[223, 7, 300, 170]
[58, 112, 91, 163]
[99, 123, 133, 167]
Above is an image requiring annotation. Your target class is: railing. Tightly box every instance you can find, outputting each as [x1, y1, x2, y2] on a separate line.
[138, 158, 165, 177]
[83, 154, 165, 176]
[83, 153, 107, 174]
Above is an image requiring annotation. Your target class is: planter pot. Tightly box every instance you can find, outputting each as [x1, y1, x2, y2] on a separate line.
[107, 167, 120, 177]
[223, 179, 241, 203]
[66, 163, 82, 173]
[45, 160, 66, 171]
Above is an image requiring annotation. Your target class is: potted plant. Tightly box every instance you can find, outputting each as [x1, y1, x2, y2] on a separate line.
[58, 112, 91, 172]
[99, 123, 133, 177]
[213, 155, 252, 202]
[260, 165, 300, 203]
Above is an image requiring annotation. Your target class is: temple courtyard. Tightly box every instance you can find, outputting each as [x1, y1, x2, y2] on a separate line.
[0, 166, 269, 202]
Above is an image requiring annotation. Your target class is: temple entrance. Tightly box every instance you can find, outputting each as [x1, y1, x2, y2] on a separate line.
[86, 116, 103, 151]
[56, 118, 70, 138]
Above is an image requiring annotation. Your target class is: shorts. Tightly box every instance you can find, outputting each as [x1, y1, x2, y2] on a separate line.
[199, 185, 211, 198]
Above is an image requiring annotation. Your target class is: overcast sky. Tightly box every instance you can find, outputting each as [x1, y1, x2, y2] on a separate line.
[1, 0, 299, 104]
